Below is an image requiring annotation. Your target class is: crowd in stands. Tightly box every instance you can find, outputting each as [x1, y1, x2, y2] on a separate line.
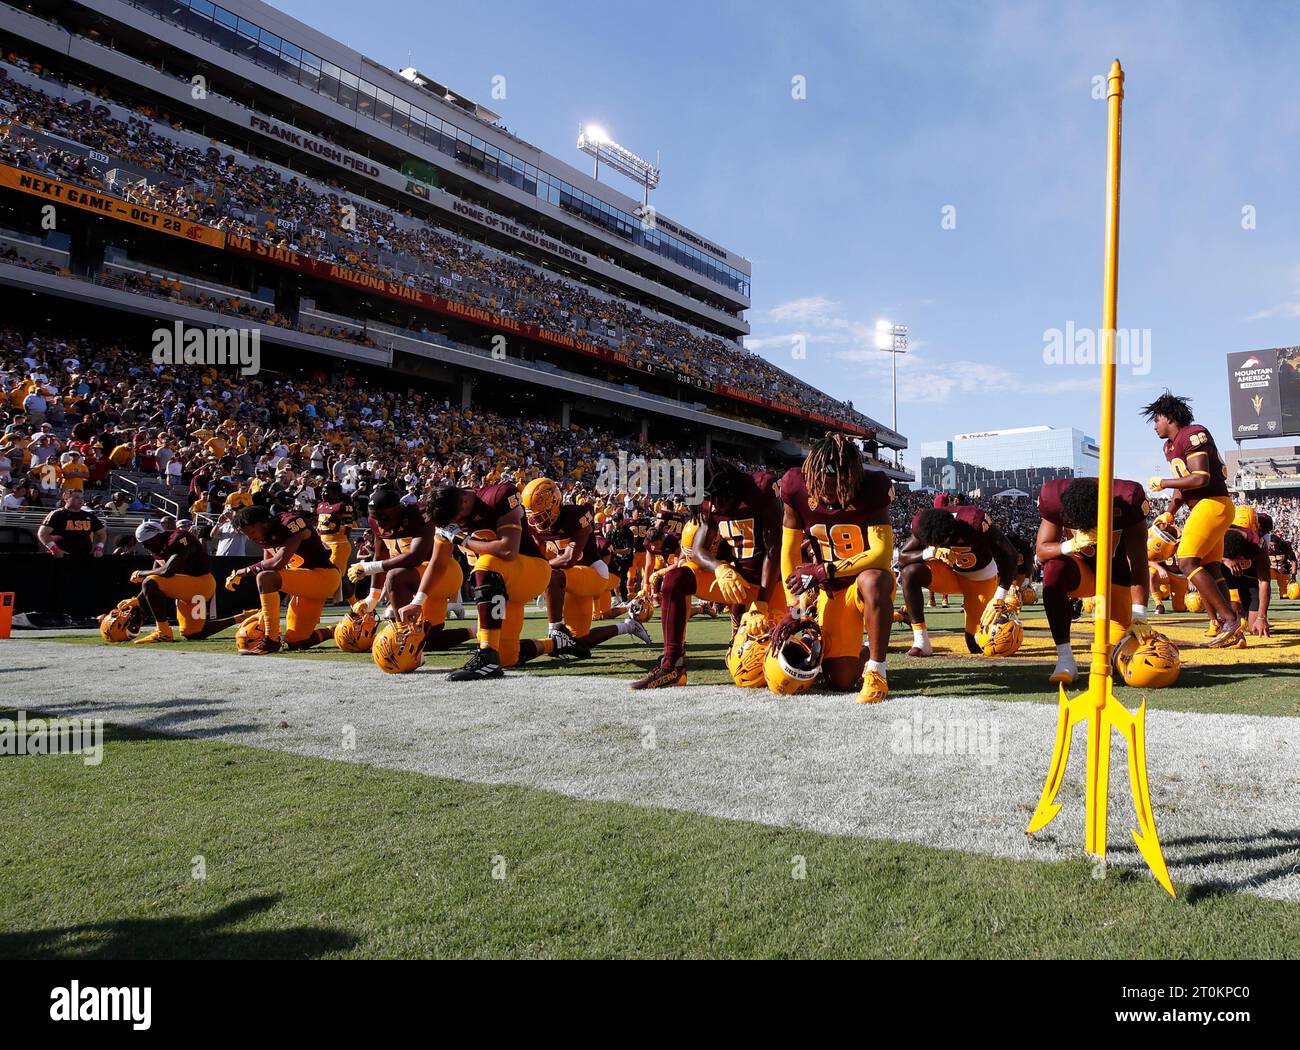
[0, 58, 872, 430]
[0, 329, 711, 528]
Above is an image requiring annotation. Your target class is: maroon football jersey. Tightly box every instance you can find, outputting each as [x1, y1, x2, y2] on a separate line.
[1164, 424, 1229, 505]
[909, 504, 999, 574]
[1038, 478, 1149, 531]
[701, 469, 779, 586]
[532, 503, 599, 565]
[369, 505, 430, 557]
[161, 528, 211, 577]
[1037, 478, 1147, 585]
[781, 466, 893, 590]
[315, 499, 354, 539]
[262, 510, 334, 570]
[466, 482, 542, 557]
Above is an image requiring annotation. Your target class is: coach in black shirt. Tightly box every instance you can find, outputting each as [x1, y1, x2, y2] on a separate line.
[37, 490, 106, 558]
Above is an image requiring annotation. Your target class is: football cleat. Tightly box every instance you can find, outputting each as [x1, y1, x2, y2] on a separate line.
[857, 670, 889, 704]
[764, 614, 823, 695]
[1114, 630, 1181, 687]
[239, 635, 283, 656]
[549, 626, 591, 660]
[624, 616, 653, 647]
[1202, 617, 1244, 649]
[630, 658, 687, 690]
[547, 624, 588, 659]
[132, 629, 174, 645]
[287, 628, 333, 652]
[448, 646, 504, 681]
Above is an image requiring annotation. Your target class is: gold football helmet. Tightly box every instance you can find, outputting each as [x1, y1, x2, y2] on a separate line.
[521, 477, 563, 531]
[976, 615, 1024, 657]
[99, 598, 143, 643]
[764, 613, 823, 695]
[1147, 521, 1179, 563]
[1114, 630, 1180, 688]
[726, 607, 775, 688]
[372, 619, 428, 674]
[235, 612, 266, 652]
[334, 609, 379, 652]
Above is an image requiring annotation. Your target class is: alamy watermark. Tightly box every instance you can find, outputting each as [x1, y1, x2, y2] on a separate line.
[1042, 322, 1150, 375]
[152, 322, 260, 376]
[0, 710, 103, 765]
[594, 452, 705, 505]
[890, 711, 1000, 767]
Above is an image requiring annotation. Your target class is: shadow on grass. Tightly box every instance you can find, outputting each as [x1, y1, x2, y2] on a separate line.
[0, 895, 358, 960]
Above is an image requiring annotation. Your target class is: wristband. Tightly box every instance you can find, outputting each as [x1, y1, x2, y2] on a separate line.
[922, 546, 937, 561]
[1059, 538, 1075, 556]
[360, 560, 384, 575]
[412, 591, 429, 607]
[45, 543, 62, 554]
[93, 542, 105, 552]
[994, 587, 1008, 601]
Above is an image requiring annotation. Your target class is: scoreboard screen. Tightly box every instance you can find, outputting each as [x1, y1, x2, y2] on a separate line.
[1227, 347, 1300, 439]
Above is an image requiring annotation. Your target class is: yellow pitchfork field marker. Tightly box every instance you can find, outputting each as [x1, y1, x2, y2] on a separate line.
[1025, 60, 1175, 898]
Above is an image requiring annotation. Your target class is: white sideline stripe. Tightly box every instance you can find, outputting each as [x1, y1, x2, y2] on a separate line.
[5, 639, 1300, 902]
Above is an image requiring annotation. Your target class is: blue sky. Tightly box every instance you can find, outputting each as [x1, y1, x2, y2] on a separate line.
[279, 0, 1300, 480]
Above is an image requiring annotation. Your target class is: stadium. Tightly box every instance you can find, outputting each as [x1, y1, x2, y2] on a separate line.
[1, 0, 1299, 988]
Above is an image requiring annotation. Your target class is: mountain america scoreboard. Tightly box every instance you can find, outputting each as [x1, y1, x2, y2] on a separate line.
[1227, 347, 1300, 439]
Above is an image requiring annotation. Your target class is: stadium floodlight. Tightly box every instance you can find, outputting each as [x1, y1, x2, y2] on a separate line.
[578, 124, 660, 205]
[874, 320, 908, 463]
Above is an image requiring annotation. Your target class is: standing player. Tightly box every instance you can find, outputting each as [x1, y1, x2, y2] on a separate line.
[37, 490, 105, 558]
[427, 480, 553, 680]
[225, 504, 342, 654]
[129, 519, 223, 643]
[1142, 392, 1242, 646]
[1035, 477, 1151, 685]
[631, 459, 784, 689]
[897, 505, 1020, 657]
[316, 480, 355, 604]
[354, 488, 470, 653]
[781, 433, 895, 703]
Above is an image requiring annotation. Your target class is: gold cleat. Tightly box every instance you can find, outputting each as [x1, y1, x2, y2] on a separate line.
[630, 659, 687, 690]
[857, 670, 889, 704]
[132, 629, 175, 645]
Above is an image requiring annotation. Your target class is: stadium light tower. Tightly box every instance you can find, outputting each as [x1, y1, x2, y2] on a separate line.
[875, 320, 908, 464]
[578, 124, 660, 206]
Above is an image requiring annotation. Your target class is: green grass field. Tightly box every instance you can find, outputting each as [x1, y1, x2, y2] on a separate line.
[35, 602, 1300, 717]
[3, 713, 1300, 959]
[4, 602, 1299, 959]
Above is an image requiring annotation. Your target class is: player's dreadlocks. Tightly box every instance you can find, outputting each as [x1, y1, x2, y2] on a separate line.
[1140, 390, 1194, 427]
[803, 432, 864, 506]
[702, 456, 745, 515]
